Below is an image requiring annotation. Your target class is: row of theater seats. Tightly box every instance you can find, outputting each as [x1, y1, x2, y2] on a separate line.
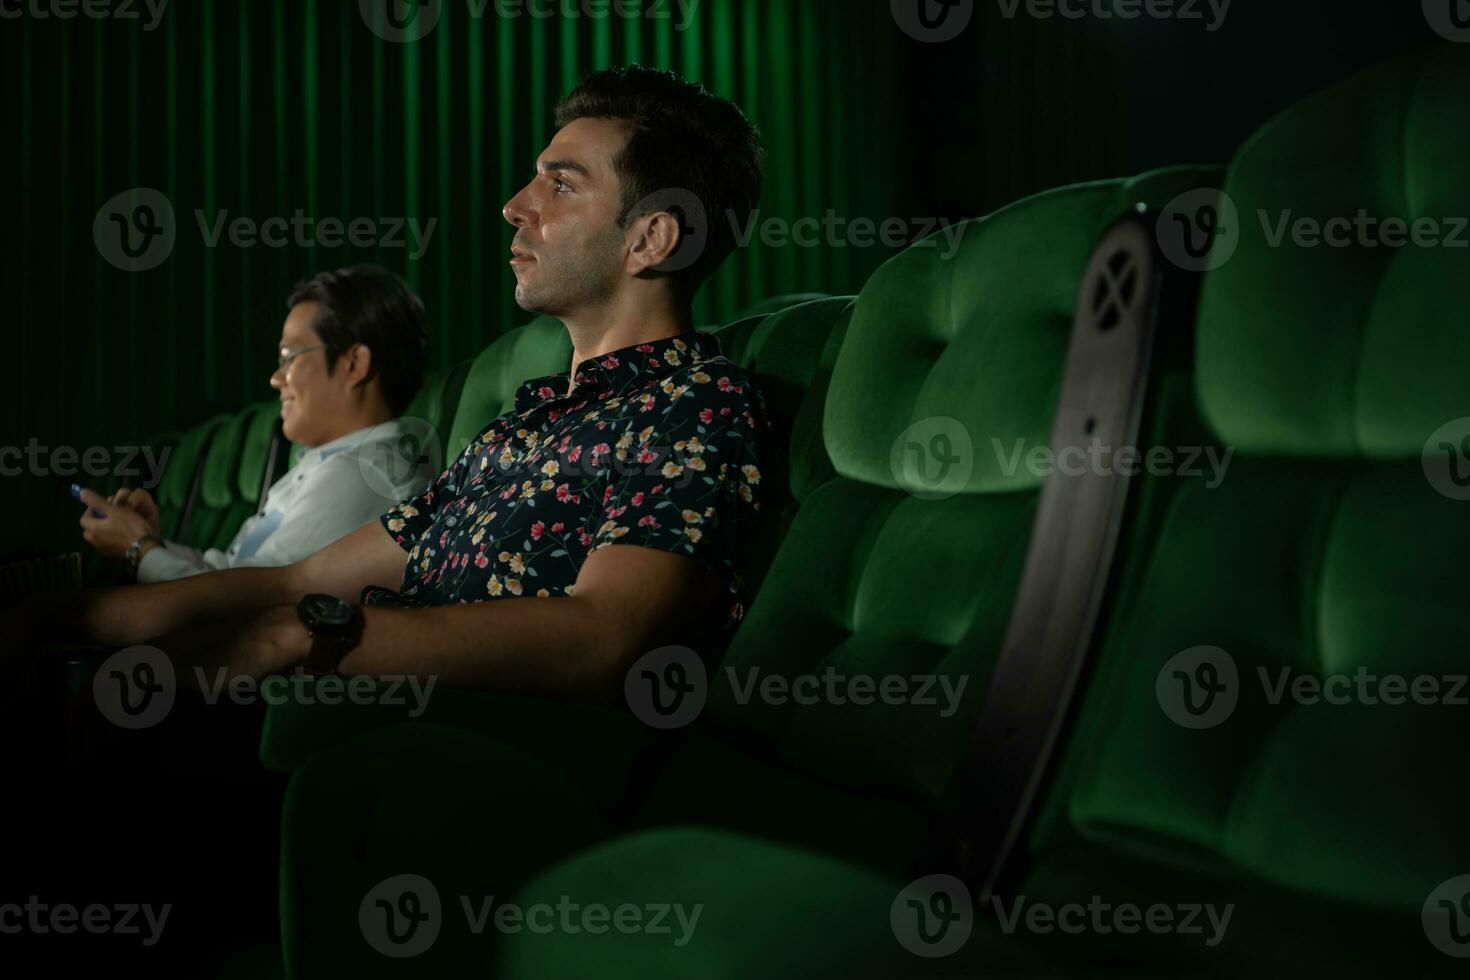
[188, 44, 1467, 979]
[98, 295, 829, 579]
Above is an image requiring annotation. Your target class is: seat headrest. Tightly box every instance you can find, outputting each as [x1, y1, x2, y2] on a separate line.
[826, 166, 1222, 495]
[445, 316, 573, 462]
[722, 297, 857, 502]
[1196, 45, 1470, 457]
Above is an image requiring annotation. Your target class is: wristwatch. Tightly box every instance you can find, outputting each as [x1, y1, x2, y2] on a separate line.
[125, 533, 164, 579]
[296, 594, 365, 676]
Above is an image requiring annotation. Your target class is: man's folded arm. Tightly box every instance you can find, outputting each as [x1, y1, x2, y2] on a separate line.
[32, 520, 408, 650]
[321, 542, 723, 703]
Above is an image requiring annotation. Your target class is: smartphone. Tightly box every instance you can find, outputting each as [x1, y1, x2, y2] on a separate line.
[69, 482, 108, 519]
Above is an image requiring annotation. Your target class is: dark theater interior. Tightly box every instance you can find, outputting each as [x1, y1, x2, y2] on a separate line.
[1, 0, 1468, 976]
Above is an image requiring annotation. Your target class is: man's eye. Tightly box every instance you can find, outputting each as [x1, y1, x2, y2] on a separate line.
[554, 178, 571, 193]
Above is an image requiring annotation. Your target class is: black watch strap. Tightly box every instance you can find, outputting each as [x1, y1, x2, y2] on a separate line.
[298, 599, 364, 676]
[303, 632, 358, 676]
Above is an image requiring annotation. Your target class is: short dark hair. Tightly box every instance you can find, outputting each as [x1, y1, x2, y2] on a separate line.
[285, 265, 429, 416]
[554, 65, 766, 295]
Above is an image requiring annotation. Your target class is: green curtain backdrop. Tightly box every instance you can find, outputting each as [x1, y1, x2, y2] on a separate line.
[1, 0, 1133, 556]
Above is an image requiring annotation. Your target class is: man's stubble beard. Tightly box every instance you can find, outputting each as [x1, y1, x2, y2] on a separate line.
[516, 224, 627, 316]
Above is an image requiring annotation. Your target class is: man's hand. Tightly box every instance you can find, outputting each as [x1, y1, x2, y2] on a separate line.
[213, 604, 310, 680]
[154, 604, 310, 686]
[77, 488, 159, 562]
[109, 486, 162, 537]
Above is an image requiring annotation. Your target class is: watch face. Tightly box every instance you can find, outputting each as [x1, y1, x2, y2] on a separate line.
[300, 594, 353, 629]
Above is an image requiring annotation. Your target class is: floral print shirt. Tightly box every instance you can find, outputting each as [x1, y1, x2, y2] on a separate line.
[366, 330, 770, 639]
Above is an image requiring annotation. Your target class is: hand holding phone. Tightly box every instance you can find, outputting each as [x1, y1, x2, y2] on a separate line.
[70, 483, 109, 519]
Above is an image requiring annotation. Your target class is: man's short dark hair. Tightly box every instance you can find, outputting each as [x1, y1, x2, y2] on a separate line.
[554, 65, 766, 295]
[285, 265, 429, 417]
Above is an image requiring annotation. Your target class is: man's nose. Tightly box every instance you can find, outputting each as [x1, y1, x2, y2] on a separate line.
[503, 184, 537, 229]
[270, 367, 286, 390]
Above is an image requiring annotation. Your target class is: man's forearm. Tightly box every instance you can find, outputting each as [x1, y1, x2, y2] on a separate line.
[42, 564, 299, 650]
[322, 598, 640, 704]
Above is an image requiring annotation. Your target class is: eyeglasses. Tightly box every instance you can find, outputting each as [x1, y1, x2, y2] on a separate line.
[277, 344, 330, 372]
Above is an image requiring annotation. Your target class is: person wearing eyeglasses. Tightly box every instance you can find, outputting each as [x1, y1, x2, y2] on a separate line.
[76, 265, 436, 583]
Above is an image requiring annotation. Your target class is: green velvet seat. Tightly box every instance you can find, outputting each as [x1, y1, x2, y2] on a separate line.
[443, 315, 574, 464]
[730, 291, 830, 319]
[494, 45, 1469, 980]
[711, 297, 856, 600]
[619, 166, 1219, 867]
[156, 411, 229, 547]
[196, 402, 274, 552]
[261, 165, 1217, 978]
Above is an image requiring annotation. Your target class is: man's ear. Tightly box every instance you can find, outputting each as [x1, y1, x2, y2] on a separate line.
[337, 342, 374, 388]
[626, 210, 685, 275]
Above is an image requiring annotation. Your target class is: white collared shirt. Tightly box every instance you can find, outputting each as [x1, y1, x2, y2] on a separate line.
[137, 418, 433, 583]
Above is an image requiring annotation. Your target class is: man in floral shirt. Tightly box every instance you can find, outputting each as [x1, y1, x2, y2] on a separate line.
[20, 66, 773, 702]
[371, 329, 767, 646]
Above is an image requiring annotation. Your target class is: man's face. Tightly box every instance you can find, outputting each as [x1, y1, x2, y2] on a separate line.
[502, 116, 633, 315]
[270, 301, 347, 446]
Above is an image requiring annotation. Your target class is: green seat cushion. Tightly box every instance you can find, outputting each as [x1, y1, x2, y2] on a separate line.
[496, 827, 1251, 980]
[236, 399, 281, 504]
[444, 316, 573, 464]
[200, 403, 258, 510]
[1195, 44, 1470, 456]
[157, 412, 228, 540]
[705, 167, 1224, 811]
[1027, 45, 1470, 965]
[730, 291, 829, 319]
[499, 825, 1453, 979]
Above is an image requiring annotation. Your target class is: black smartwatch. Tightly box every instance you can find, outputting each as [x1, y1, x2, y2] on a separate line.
[296, 594, 364, 676]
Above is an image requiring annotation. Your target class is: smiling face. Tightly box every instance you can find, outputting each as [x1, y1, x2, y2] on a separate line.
[501, 116, 634, 316]
[270, 301, 353, 446]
